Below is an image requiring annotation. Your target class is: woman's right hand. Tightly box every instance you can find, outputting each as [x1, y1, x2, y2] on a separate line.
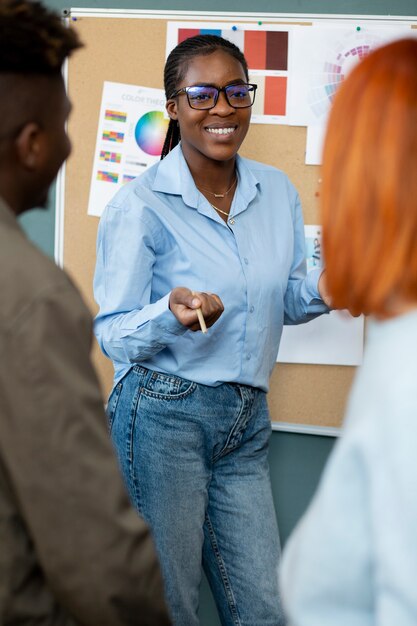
[169, 287, 224, 332]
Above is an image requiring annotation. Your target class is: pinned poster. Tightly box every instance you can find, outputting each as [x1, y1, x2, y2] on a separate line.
[277, 225, 364, 366]
[87, 81, 168, 217]
[166, 22, 296, 124]
[289, 23, 411, 128]
[305, 124, 326, 166]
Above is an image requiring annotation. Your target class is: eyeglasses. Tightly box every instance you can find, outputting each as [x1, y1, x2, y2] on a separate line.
[169, 83, 257, 110]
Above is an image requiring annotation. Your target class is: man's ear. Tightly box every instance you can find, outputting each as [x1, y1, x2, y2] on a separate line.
[14, 123, 43, 171]
[166, 99, 178, 121]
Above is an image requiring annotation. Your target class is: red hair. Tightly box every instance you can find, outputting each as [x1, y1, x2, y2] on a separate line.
[321, 38, 417, 317]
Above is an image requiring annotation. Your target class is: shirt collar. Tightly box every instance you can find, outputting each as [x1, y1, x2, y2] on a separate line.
[0, 196, 21, 231]
[152, 144, 260, 216]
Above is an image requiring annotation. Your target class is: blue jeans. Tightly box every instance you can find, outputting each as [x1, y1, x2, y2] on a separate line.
[108, 365, 284, 626]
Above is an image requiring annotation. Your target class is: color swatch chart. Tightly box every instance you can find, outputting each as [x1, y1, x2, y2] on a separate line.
[177, 28, 288, 71]
[167, 23, 292, 123]
[289, 25, 410, 127]
[88, 82, 167, 217]
[307, 37, 379, 119]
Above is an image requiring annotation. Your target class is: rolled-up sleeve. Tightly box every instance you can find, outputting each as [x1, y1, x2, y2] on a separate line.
[284, 189, 329, 325]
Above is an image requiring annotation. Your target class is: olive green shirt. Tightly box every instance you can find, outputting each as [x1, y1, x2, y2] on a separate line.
[0, 198, 171, 625]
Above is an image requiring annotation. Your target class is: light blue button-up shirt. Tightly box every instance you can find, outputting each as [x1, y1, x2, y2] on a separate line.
[94, 145, 328, 392]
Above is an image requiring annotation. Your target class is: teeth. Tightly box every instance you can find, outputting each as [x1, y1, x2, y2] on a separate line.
[206, 127, 235, 135]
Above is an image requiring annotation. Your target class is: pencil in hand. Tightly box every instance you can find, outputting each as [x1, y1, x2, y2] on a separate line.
[191, 291, 207, 334]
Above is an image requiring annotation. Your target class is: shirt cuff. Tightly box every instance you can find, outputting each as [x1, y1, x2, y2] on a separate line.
[304, 268, 324, 301]
[304, 268, 330, 314]
[151, 293, 188, 336]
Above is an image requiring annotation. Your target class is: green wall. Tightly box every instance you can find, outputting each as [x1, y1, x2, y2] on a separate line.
[23, 1, 409, 622]
[18, 182, 56, 257]
[198, 432, 335, 625]
[55, 0, 417, 14]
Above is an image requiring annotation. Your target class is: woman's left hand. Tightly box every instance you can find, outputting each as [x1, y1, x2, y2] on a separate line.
[318, 270, 332, 308]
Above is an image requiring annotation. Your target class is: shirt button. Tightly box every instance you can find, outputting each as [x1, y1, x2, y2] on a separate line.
[249, 306, 255, 313]
[244, 258, 249, 265]
[246, 353, 251, 360]
[229, 218, 235, 225]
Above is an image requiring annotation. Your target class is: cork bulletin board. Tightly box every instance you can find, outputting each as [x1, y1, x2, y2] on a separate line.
[61, 10, 416, 431]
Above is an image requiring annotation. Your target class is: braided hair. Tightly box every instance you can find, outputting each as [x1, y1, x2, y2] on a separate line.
[161, 34, 249, 159]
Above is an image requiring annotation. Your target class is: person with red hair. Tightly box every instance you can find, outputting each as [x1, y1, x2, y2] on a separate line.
[280, 37, 417, 626]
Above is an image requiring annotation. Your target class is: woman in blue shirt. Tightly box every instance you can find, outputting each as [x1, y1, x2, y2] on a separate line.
[94, 34, 328, 626]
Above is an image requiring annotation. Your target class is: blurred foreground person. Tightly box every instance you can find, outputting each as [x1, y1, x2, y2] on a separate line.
[0, 1, 170, 623]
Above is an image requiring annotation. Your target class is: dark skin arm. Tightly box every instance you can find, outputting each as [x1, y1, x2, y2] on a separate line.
[318, 270, 332, 308]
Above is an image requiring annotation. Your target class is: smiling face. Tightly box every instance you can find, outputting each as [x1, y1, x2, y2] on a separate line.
[166, 49, 251, 169]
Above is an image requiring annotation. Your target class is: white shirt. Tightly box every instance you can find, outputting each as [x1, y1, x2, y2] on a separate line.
[281, 309, 417, 626]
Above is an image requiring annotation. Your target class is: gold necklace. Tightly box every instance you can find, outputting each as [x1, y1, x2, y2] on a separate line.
[210, 202, 231, 218]
[197, 176, 237, 198]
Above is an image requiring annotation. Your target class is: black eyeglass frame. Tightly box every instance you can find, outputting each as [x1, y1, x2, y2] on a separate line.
[169, 83, 258, 110]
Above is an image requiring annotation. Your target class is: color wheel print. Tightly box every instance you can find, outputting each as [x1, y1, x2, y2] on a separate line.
[308, 32, 383, 120]
[134, 111, 169, 156]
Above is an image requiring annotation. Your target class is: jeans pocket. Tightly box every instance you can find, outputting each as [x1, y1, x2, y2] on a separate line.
[140, 370, 197, 400]
[106, 382, 123, 433]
